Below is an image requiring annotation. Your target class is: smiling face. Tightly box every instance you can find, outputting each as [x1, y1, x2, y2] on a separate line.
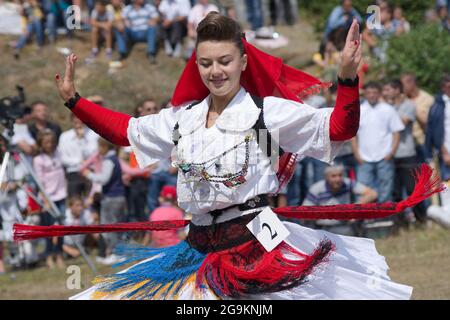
[196, 41, 247, 100]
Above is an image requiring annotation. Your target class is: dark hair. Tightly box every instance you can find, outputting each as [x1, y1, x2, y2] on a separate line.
[401, 72, 417, 84]
[385, 79, 403, 93]
[441, 73, 450, 87]
[36, 129, 56, 152]
[196, 12, 245, 55]
[364, 81, 382, 92]
[30, 100, 47, 111]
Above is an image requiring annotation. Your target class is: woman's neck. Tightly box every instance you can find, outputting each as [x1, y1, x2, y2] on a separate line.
[210, 86, 241, 114]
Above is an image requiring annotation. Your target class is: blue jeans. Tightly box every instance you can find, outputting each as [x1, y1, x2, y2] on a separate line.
[357, 159, 395, 203]
[286, 162, 304, 206]
[16, 19, 44, 50]
[147, 171, 177, 213]
[245, 0, 264, 30]
[41, 199, 65, 257]
[115, 27, 157, 56]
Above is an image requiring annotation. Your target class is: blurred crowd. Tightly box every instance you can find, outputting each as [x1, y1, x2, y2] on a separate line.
[1, 0, 450, 275]
[8, 0, 300, 61]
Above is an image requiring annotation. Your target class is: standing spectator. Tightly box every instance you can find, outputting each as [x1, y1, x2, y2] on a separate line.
[187, 0, 218, 57]
[14, 0, 45, 59]
[0, 135, 28, 270]
[28, 101, 62, 142]
[58, 114, 99, 198]
[303, 164, 377, 235]
[214, 0, 236, 20]
[383, 80, 427, 228]
[82, 138, 126, 264]
[401, 73, 435, 163]
[159, 0, 191, 58]
[108, 0, 126, 43]
[43, 0, 73, 44]
[63, 196, 94, 258]
[425, 74, 450, 181]
[2, 112, 37, 158]
[392, 6, 411, 34]
[352, 82, 404, 204]
[322, 0, 362, 53]
[245, 0, 264, 31]
[142, 185, 184, 248]
[116, 0, 159, 63]
[362, 2, 396, 62]
[88, 0, 114, 61]
[33, 130, 67, 269]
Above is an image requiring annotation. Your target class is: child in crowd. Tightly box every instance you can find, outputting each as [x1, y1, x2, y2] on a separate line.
[82, 138, 126, 265]
[63, 196, 94, 258]
[142, 185, 185, 248]
[33, 129, 67, 269]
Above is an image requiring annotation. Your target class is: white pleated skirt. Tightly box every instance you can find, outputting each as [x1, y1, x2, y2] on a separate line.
[70, 222, 413, 300]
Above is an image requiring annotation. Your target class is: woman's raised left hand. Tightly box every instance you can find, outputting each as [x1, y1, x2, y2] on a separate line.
[339, 19, 363, 80]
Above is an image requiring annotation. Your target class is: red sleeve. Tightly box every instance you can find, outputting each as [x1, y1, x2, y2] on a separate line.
[329, 78, 360, 141]
[72, 98, 132, 146]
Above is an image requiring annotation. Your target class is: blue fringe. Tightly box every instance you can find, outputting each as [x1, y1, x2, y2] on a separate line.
[94, 241, 207, 299]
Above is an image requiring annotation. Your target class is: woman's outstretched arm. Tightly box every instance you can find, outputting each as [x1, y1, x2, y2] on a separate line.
[329, 19, 362, 141]
[55, 54, 131, 146]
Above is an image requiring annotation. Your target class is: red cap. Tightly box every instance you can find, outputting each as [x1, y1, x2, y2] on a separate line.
[160, 185, 177, 200]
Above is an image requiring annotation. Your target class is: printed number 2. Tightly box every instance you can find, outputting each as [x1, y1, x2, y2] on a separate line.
[262, 223, 278, 240]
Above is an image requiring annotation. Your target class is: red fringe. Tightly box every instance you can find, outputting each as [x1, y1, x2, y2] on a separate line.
[196, 238, 334, 297]
[274, 163, 445, 221]
[13, 220, 189, 241]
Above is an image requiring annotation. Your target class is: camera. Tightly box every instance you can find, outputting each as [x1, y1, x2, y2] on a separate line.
[0, 86, 28, 132]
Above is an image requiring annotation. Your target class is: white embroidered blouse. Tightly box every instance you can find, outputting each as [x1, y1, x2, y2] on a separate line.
[127, 87, 342, 225]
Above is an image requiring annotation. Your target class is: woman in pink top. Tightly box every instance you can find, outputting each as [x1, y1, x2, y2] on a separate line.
[33, 129, 67, 269]
[142, 185, 184, 248]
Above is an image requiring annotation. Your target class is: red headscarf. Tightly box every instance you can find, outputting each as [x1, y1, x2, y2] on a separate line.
[171, 39, 331, 193]
[171, 39, 330, 106]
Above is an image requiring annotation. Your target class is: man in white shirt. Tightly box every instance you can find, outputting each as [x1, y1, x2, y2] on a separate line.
[352, 81, 404, 203]
[186, 0, 218, 57]
[158, 0, 191, 57]
[58, 114, 99, 197]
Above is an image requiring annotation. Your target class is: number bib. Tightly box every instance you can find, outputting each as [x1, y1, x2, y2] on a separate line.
[246, 207, 290, 252]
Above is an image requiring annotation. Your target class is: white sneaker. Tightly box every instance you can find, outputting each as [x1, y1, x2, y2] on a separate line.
[101, 254, 125, 265]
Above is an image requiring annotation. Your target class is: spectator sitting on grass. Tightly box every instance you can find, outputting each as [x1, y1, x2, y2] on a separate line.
[88, 0, 114, 61]
[63, 196, 94, 258]
[302, 164, 377, 236]
[186, 0, 218, 58]
[14, 0, 45, 60]
[159, 0, 191, 58]
[115, 0, 159, 64]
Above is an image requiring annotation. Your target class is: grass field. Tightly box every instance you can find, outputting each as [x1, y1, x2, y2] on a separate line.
[1, 222, 449, 300]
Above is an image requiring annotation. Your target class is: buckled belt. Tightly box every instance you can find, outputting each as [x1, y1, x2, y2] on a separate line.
[208, 194, 269, 224]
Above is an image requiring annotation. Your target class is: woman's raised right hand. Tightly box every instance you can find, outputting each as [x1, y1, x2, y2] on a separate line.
[55, 53, 78, 102]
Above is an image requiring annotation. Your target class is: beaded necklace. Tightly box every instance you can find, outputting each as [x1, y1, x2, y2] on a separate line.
[173, 134, 252, 188]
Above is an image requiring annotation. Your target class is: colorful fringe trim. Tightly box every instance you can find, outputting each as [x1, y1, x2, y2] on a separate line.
[90, 238, 334, 300]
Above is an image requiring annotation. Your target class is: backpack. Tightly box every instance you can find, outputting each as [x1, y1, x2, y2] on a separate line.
[172, 95, 297, 194]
